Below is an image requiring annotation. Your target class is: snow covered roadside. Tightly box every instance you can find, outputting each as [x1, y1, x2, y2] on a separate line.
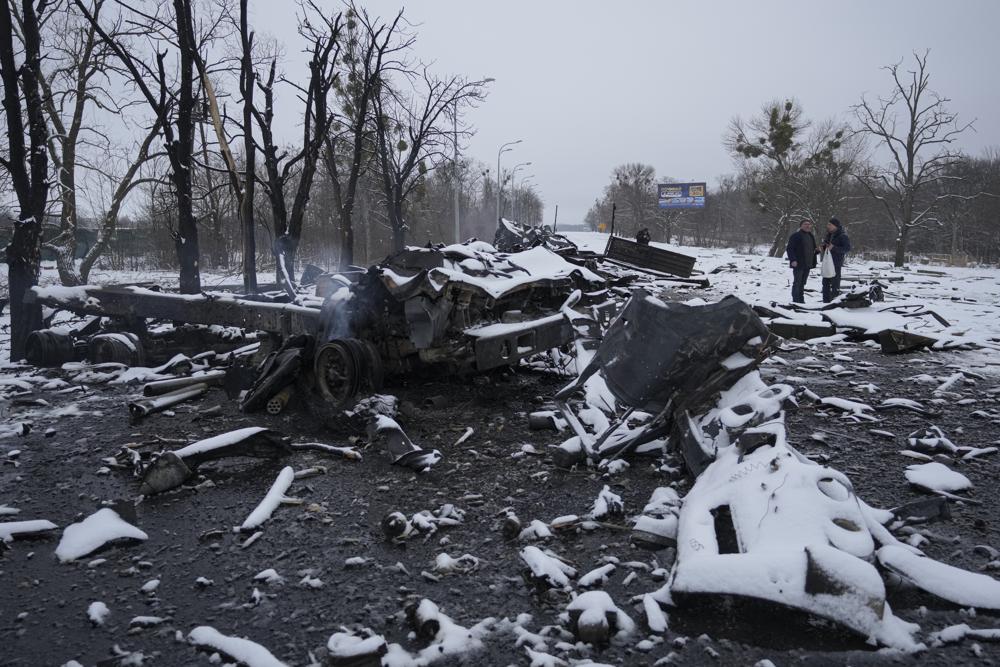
[563, 231, 1000, 360]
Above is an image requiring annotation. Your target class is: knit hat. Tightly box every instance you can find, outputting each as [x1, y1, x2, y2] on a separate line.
[829, 217, 842, 229]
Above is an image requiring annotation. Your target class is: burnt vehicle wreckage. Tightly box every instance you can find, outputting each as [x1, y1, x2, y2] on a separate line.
[15, 219, 1000, 652]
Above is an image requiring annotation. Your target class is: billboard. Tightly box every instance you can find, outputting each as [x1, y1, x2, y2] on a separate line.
[658, 182, 706, 209]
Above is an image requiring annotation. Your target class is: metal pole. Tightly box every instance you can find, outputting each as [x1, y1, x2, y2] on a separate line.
[496, 139, 521, 222]
[452, 109, 460, 244]
[553, 204, 558, 231]
[508, 162, 531, 222]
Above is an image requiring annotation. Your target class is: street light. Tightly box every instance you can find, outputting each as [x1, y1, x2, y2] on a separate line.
[512, 175, 535, 223]
[505, 161, 532, 221]
[496, 139, 522, 222]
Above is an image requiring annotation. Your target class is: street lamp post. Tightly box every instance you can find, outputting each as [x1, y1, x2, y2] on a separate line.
[451, 108, 460, 244]
[507, 162, 531, 221]
[496, 139, 521, 223]
[512, 174, 535, 227]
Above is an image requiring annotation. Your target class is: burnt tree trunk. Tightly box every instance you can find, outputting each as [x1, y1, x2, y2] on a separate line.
[239, 0, 257, 292]
[172, 0, 200, 293]
[0, 0, 50, 360]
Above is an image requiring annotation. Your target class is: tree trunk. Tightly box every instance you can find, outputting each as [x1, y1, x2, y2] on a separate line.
[768, 218, 787, 257]
[239, 0, 257, 293]
[174, 0, 200, 294]
[894, 226, 908, 267]
[391, 201, 406, 252]
[44, 231, 83, 286]
[1, 0, 49, 359]
[340, 214, 354, 269]
[7, 220, 44, 360]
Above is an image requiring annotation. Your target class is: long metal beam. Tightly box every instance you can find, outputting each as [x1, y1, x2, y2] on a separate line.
[28, 285, 321, 337]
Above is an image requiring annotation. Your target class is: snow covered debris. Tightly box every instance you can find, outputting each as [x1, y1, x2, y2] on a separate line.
[668, 419, 922, 650]
[187, 626, 287, 667]
[564, 590, 636, 642]
[643, 594, 669, 632]
[87, 601, 110, 626]
[520, 546, 577, 589]
[929, 623, 1000, 646]
[129, 615, 166, 628]
[819, 396, 876, 419]
[326, 628, 388, 663]
[907, 426, 958, 454]
[55, 508, 148, 562]
[433, 553, 479, 575]
[518, 519, 554, 541]
[877, 545, 1000, 610]
[252, 568, 284, 584]
[369, 415, 442, 472]
[904, 462, 972, 493]
[588, 485, 623, 519]
[383, 598, 495, 665]
[0, 519, 57, 543]
[578, 563, 616, 588]
[239, 466, 295, 531]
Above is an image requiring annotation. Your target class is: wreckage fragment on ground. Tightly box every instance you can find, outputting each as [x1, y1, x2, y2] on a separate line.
[547, 289, 1000, 650]
[554, 290, 776, 466]
[753, 284, 994, 355]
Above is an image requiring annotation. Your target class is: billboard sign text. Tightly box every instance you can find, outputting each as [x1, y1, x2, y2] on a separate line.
[658, 182, 706, 209]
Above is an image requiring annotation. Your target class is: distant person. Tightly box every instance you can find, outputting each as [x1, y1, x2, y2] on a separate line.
[821, 217, 852, 303]
[636, 228, 651, 245]
[785, 219, 817, 303]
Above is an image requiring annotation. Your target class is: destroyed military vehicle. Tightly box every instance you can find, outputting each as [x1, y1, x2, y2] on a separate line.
[28, 239, 614, 417]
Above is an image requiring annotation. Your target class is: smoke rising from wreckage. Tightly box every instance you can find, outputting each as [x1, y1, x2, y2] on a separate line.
[1, 225, 999, 664]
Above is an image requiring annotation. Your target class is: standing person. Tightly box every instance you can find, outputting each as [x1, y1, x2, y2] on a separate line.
[785, 219, 817, 303]
[821, 217, 851, 303]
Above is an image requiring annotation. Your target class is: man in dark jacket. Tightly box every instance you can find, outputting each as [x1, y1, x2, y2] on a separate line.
[821, 217, 851, 303]
[785, 219, 817, 303]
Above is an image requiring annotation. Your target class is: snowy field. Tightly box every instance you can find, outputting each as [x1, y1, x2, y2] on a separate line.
[566, 231, 1000, 352]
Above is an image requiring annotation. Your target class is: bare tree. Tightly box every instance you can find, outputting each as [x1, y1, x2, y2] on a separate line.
[323, 2, 410, 268]
[77, 123, 163, 282]
[0, 0, 52, 359]
[237, 0, 255, 291]
[373, 68, 488, 251]
[75, 0, 208, 293]
[853, 51, 975, 266]
[727, 99, 851, 256]
[252, 1, 341, 292]
[29, 0, 162, 285]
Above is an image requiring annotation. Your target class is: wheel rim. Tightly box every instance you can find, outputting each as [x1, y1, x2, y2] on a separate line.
[315, 341, 358, 407]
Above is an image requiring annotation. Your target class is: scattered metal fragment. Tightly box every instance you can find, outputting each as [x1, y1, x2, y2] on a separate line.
[142, 371, 225, 396]
[878, 545, 1000, 610]
[288, 442, 361, 461]
[367, 416, 441, 472]
[137, 427, 288, 495]
[128, 383, 208, 422]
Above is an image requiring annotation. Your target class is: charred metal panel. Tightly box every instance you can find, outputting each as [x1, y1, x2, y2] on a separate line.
[469, 314, 572, 372]
[603, 235, 697, 278]
[596, 291, 773, 412]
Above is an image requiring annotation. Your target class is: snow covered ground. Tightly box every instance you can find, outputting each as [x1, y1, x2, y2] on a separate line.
[565, 231, 1000, 350]
[1, 236, 999, 665]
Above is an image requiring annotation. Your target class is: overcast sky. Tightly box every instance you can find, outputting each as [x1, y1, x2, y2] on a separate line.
[258, 0, 1000, 227]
